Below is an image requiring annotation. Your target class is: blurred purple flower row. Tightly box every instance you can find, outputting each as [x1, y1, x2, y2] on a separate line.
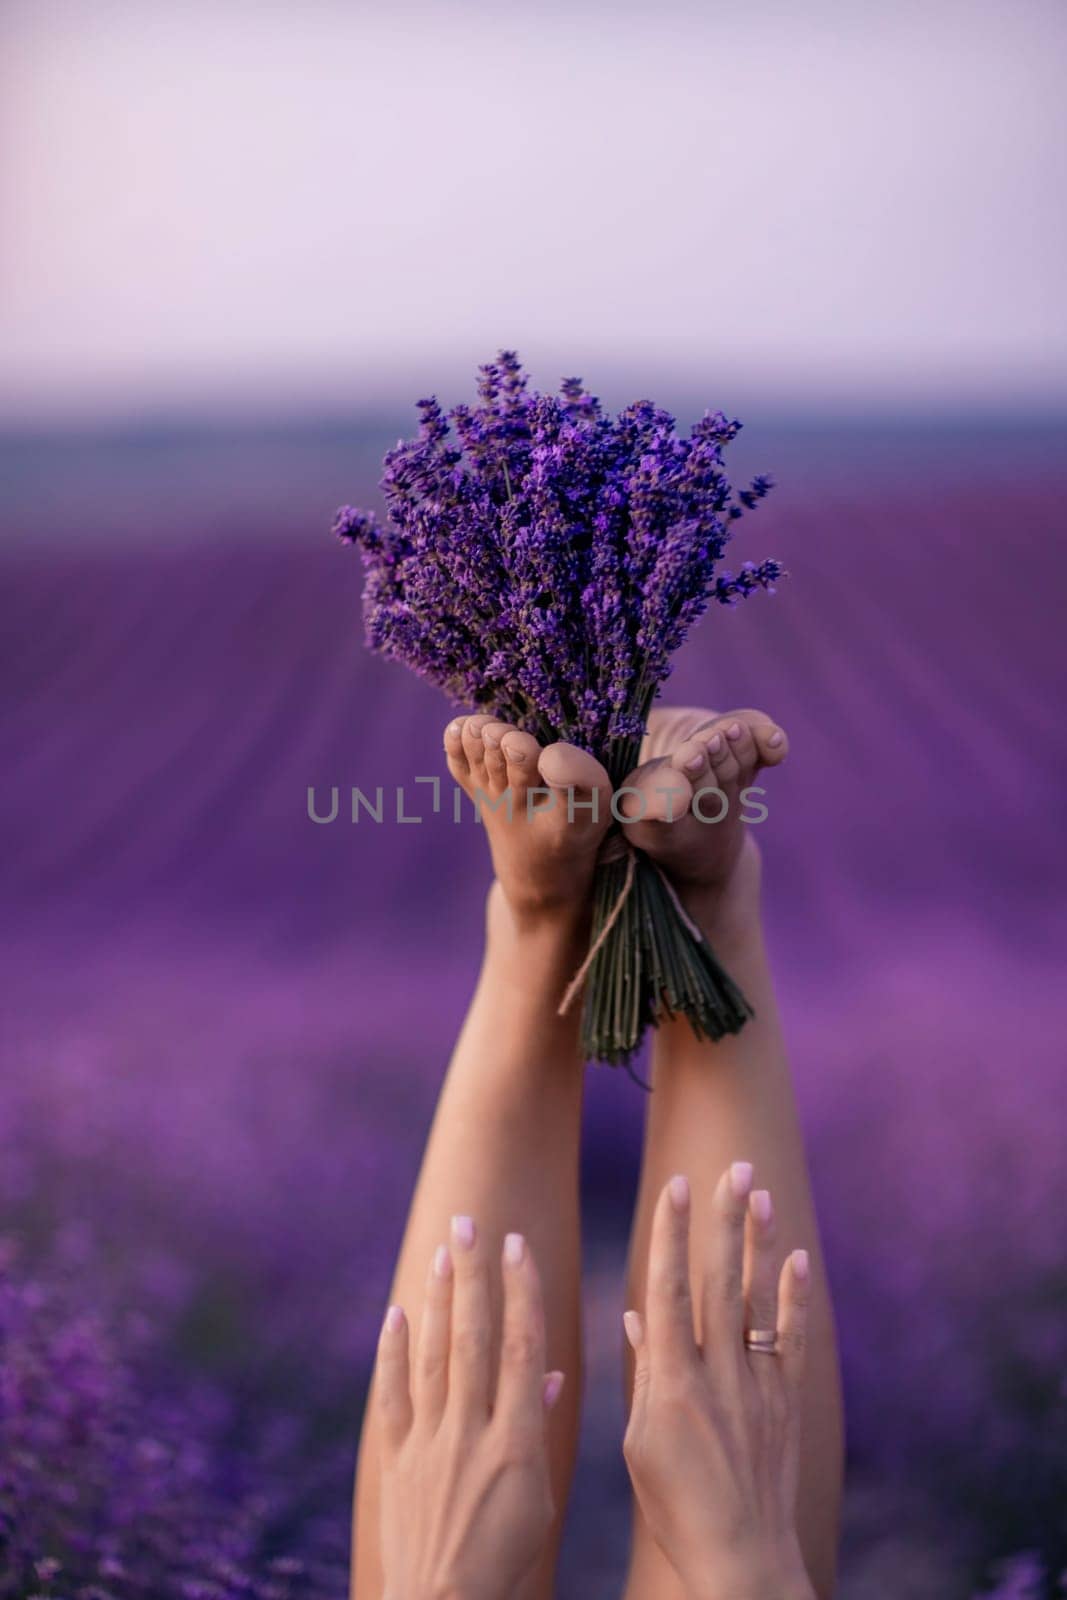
[0, 1224, 349, 1600]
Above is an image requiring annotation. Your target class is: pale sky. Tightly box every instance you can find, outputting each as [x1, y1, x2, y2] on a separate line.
[2, 0, 1065, 420]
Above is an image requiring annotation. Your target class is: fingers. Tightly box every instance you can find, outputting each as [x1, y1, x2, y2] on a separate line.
[743, 1187, 780, 1342]
[623, 1307, 649, 1413]
[414, 1243, 454, 1429]
[495, 1232, 548, 1437]
[776, 1248, 810, 1400]
[448, 1214, 492, 1423]
[542, 1370, 566, 1411]
[376, 1304, 413, 1451]
[700, 1161, 753, 1359]
[645, 1175, 699, 1368]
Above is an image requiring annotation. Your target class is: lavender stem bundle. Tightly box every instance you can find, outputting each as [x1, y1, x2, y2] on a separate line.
[334, 352, 781, 1067]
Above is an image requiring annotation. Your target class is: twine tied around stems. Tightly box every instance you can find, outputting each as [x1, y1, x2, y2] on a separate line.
[557, 831, 705, 1018]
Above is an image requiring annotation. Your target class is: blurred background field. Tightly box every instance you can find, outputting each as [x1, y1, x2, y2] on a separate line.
[3, 417, 1065, 1598]
[2, 2, 1066, 1596]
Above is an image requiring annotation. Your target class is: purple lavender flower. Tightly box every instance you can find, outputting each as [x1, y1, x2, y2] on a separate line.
[0, 1231, 349, 1599]
[335, 352, 780, 765]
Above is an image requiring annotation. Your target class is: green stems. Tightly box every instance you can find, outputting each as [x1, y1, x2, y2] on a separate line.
[579, 847, 753, 1067]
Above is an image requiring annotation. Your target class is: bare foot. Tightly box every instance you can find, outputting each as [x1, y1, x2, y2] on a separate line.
[444, 714, 613, 923]
[618, 706, 788, 899]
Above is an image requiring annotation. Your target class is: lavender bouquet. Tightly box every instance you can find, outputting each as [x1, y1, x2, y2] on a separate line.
[334, 352, 780, 1066]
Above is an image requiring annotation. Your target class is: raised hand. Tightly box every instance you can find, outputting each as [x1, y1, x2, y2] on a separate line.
[375, 1219, 564, 1600]
[623, 1166, 816, 1600]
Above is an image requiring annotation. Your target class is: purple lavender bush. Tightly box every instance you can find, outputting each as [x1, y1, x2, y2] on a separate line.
[334, 351, 781, 1065]
[0, 1227, 351, 1600]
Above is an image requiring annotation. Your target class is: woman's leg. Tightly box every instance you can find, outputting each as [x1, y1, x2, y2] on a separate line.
[351, 715, 613, 1600]
[620, 710, 844, 1600]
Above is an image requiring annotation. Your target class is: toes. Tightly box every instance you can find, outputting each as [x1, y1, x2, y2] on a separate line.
[538, 742, 612, 828]
[461, 714, 495, 790]
[618, 756, 694, 825]
[500, 730, 541, 805]
[672, 738, 732, 825]
[722, 717, 758, 776]
[752, 720, 789, 767]
[480, 721, 514, 792]
[444, 716, 471, 786]
[718, 710, 788, 777]
[670, 736, 713, 787]
[706, 726, 742, 788]
[640, 707, 720, 764]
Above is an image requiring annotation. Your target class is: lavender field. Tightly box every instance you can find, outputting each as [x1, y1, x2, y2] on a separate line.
[2, 419, 1065, 1598]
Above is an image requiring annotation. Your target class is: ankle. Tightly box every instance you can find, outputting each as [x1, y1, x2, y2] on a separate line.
[680, 835, 764, 951]
[485, 880, 590, 957]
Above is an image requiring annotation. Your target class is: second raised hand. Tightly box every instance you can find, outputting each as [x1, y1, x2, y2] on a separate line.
[623, 1167, 816, 1600]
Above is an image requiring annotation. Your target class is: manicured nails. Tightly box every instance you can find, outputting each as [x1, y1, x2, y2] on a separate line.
[727, 722, 743, 741]
[708, 732, 723, 755]
[768, 728, 784, 748]
[730, 1161, 754, 1199]
[668, 1174, 690, 1214]
[684, 752, 704, 773]
[432, 1244, 453, 1280]
[451, 1215, 476, 1251]
[542, 1371, 566, 1410]
[750, 1188, 774, 1226]
[383, 1304, 405, 1335]
[791, 1248, 810, 1282]
[623, 1309, 645, 1350]
[503, 1232, 525, 1267]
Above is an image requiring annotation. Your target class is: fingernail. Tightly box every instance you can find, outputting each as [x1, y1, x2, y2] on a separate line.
[384, 1304, 405, 1334]
[503, 1232, 525, 1266]
[451, 1215, 475, 1251]
[727, 722, 743, 741]
[668, 1174, 690, 1213]
[708, 733, 723, 754]
[623, 1310, 644, 1350]
[750, 1189, 773, 1225]
[792, 1248, 810, 1281]
[768, 729, 784, 748]
[542, 1371, 566, 1410]
[730, 1161, 754, 1198]
[684, 753, 704, 773]
[433, 1244, 452, 1280]
[447, 720, 462, 737]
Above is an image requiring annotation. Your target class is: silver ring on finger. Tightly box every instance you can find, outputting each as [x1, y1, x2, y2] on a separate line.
[744, 1328, 779, 1355]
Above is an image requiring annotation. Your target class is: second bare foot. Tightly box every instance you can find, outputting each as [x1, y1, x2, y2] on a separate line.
[618, 706, 789, 900]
